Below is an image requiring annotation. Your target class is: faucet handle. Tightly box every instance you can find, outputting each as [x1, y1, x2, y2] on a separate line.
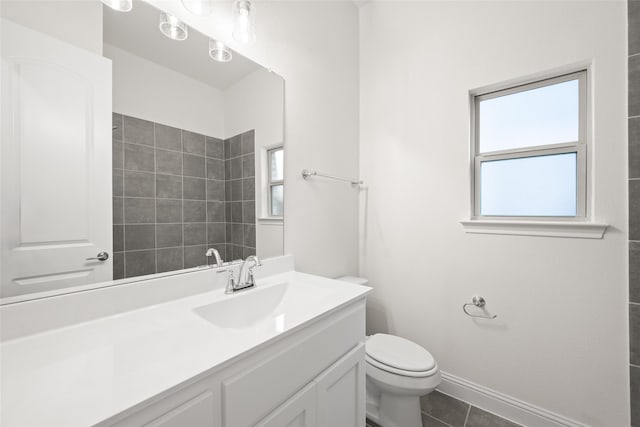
[218, 269, 237, 294]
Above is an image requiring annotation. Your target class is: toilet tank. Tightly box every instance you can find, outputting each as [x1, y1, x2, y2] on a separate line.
[336, 276, 369, 286]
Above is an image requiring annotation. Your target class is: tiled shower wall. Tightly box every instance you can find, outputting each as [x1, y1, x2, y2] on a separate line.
[112, 113, 255, 279]
[630, 1, 640, 425]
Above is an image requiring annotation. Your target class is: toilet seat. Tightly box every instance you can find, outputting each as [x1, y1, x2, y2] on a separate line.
[365, 334, 438, 378]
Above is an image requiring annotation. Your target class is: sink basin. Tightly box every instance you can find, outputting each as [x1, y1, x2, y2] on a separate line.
[193, 282, 335, 332]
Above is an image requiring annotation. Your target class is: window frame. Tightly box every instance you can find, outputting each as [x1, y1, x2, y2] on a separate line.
[267, 146, 284, 218]
[470, 70, 588, 221]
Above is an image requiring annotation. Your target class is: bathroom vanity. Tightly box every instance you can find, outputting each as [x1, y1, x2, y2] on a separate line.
[0, 257, 371, 427]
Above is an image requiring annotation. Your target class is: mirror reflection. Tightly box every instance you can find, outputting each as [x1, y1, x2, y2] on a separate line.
[0, 0, 284, 301]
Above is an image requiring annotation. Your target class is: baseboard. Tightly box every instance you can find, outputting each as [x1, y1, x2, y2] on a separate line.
[438, 372, 589, 427]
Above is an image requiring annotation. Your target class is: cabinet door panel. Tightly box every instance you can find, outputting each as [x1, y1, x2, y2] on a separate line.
[315, 343, 365, 427]
[143, 392, 215, 427]
[255, 383, 317, 427]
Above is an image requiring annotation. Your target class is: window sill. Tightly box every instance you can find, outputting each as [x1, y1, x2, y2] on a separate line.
[460, 219, 608, 239]
[258, 217, 284, 225]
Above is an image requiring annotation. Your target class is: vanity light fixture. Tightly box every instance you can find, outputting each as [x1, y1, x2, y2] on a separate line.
[209, 39, 232, 62]
[159, 12, 188, 41]
[101, 0, 132, 12]
[232, 0, 256, 44]
[181, 0, 213, 17]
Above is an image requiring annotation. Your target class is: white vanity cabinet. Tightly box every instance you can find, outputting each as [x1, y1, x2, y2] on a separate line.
[102, 299, 366, 427]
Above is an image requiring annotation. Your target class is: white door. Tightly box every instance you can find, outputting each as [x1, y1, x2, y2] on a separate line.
[1, 19, 112, 299]
[255, 383, 317, 427]
[315, 344, 366, 427]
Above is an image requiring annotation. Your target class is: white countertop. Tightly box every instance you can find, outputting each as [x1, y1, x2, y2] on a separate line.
[0, 270, 370, 427]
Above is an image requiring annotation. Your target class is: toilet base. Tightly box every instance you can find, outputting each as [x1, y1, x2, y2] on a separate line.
[379, 393, 422, 427]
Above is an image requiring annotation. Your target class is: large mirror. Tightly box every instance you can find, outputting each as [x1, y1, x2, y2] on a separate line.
[0, 0, 284, 302]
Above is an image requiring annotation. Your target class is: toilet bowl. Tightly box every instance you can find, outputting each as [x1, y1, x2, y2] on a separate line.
[365, 333, 441, 427]
[335, 277, 441, 427]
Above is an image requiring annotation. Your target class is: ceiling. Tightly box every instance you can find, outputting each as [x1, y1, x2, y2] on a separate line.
[103, 0, 262, 90]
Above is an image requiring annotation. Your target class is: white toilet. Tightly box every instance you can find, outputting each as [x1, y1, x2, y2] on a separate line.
[337, 277, 441, 427]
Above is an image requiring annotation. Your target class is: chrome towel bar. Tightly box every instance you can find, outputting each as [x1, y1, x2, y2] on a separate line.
[463, 296, 497, 319]
[301, 169, 363, 186]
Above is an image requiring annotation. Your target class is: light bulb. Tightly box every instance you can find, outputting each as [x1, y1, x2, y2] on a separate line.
[209, 40, 232, 63]
[159, 12, 188, 41]
[101, 0, 132, 12]
[181, 0, 213, 17]
[232, 0, 256, 44]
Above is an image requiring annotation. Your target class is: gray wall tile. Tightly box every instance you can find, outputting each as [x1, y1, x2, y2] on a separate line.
[224, 159, 231, 180]
[243, 247, 256, 258]
[113, 141, 123, 169]
[207, 201, 225, 222]
[631, 180, 640, 241]
[421, 391, 469, 427]
[157, 174, 182, 199]
[243, 224, 256, 248]
[207, 158, 224, 180]
[113, 225, 124, 252]
[224, 139, 231, 160]
[466, 407, 522, 427]
[208, 223, 226, 243]
[231, 179, 242, 201]
[632, 365, 640, 427]
[184, 223, 206, 245]
[124, 198, 154, 224]
[632, 303, 640, 365]
[230, 202, 242, 223]
[631, 0, 640, 56]
[184, 200, 206, 223]
[229, 135, 241, 158]
[156, 149, 182, 175]
[206, 136, 224, 159]
[184, 177, 206, 200]
[124, 170, 155, 197]
[184, 154, 206, 178]
[156, 199, 182, 223]
[113, 169, 123, 197]
[230, 157, 242, 180]
[124, 224, 155, 250]
[113, 197, 124, 224]
[243, 201, 255, 223]
[231, 244, 243, 260]
[631, 118, 640, 179]
[241, 130, 255, 155]
[123, 116, 154, 146]
[631, 55, 640, 117]
[155, 124, 181, 151]
[112, 113, 123, 141]
[183, 131, 206, 155]
[125, 250, 156, 277]
[124, 143, 155, 172]
[157, 224, 182, 248]
[632, 242, 640, 304]
[231, 223, 243, 245]
[184, 245, 206, 268]
[207, 180, 225, 201]
[242, 153, 255, 177]
[243, 178, 255, 201]
[157, 247, 183, 273]
[113, 252, 124, 280]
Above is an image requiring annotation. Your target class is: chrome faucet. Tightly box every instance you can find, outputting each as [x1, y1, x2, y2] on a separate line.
[205, 248, 223, 267]
[219, 255, 262, 294]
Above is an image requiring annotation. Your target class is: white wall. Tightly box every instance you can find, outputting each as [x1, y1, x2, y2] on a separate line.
[224, 69, 285, 258]
[104, 43, 225, 138]
[0, 0, 103, 54]
[145, 0, 360, 278]
[359, 2, 627, 426]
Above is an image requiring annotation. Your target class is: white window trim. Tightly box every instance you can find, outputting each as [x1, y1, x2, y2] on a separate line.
[266, 146, 284, 219]
[462, 65, 608, 239]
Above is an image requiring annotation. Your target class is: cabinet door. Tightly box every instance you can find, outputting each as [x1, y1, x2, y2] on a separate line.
[142, 392, 215, 427]
[255, 383, 317, 427]
[315, 343, 365, 427]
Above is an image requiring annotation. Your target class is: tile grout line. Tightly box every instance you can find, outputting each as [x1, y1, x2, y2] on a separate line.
[420, 411, 457, 427]
[463, 404, 471, 427]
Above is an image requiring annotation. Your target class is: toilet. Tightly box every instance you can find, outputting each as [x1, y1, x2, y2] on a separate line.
[337, 276, 441, 427]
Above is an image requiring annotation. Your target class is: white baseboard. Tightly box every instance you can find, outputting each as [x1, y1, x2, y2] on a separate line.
[438, 372, 589, 427]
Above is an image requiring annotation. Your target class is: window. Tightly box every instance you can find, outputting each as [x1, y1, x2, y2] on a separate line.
[267, 147, 284, 217]
[472, 71, 587, 220]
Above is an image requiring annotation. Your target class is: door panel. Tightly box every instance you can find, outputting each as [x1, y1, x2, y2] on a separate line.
[1, 19, 112, 298]
[255, 383, 317, 427]
[315, 344, 366, 427]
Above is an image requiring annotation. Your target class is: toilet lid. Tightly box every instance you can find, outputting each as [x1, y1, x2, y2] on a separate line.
[366, 334, 435, 372]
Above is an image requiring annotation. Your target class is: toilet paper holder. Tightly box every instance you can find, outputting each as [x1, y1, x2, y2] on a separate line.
[463, 296, 497, 319]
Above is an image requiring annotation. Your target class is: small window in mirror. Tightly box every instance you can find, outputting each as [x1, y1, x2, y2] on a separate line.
[268, 147, 284, 217]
